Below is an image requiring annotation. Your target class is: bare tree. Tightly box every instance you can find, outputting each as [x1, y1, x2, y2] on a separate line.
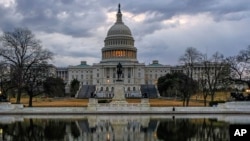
[201, 52, 228, 102]
[199, 74, 209, 106]
[179, 47, 202, 79]
[24, 62, 53, 107]
[226, 46, 250, 88]
[0, 27, 53, 104]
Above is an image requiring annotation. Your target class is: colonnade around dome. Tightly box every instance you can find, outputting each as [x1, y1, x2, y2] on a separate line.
[105, 39, 134, 46]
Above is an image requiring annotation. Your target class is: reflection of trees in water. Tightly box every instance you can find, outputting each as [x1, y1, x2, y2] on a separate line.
[0, 119, 81, 141]
[44, 120, 66, 140]
[196, 119, 229, 141]
[5, 122, 28, 141]
[157, 118, 229, 141]
[25, 119, 44, 141]
[1, 119, 44, 141]
[157, 119, 197, 141]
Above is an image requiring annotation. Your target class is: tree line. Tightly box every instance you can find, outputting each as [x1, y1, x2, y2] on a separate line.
[157, 46, 250, 106]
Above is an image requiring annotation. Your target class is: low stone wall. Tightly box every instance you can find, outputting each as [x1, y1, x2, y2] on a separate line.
[0, 102, 23, 110]
[87, 98, 150, 111]
[218, 101, 250, 109]
[1, 101, 250, 114]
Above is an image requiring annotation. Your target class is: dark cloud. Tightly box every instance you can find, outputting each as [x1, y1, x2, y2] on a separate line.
[0, 0, 250, 66]
[123, 0, 250, 22]
[0, 0, 107, 37]
[1, 0, 250, 36]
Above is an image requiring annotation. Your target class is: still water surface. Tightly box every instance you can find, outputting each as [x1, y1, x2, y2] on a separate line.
[0, 115, 249, 141]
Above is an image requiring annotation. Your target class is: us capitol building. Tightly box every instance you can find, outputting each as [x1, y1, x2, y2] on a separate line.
[56, 5, 182, 98]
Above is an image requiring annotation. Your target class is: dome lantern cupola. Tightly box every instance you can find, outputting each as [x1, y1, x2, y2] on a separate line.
[101, 4, 138, 63]
[116, 3, 123, 24]
[107, 4, 132, 36]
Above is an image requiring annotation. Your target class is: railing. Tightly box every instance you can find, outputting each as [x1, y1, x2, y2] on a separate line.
[125, 91, 141, 98]
[98, 103, 141, 107]
[95, 91, 142, 98]
[96, 92, 114, 98]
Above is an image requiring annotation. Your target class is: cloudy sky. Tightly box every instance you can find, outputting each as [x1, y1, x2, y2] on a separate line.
[0, 0, 250, 67]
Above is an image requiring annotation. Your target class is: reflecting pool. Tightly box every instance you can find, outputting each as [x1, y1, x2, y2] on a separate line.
[0, 115, 249, 141]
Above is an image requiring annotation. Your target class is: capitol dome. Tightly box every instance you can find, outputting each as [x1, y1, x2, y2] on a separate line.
[107, 24, 132, 36]
[107, 4, 132, 37]
[101, 4, 138, 63]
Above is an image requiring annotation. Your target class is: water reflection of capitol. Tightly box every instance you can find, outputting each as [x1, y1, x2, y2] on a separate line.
[0, 115, 234, 141]
[68, 116, 159, 141]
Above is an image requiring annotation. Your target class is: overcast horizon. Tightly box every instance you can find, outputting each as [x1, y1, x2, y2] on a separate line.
[1, 0, 250, 67]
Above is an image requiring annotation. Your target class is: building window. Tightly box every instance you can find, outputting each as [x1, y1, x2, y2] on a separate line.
[97, 73, 99, 77]
[106, 68, 110, 78]
[128, 68, 131, 78]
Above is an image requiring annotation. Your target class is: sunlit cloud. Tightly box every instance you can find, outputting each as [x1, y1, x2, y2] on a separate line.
[0, 0, 15, 8]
